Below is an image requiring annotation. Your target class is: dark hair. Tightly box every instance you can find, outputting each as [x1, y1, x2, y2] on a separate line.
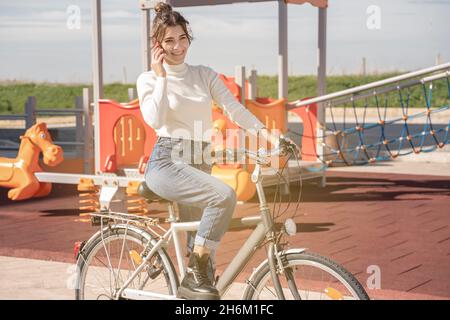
[151, 2, 193, 45]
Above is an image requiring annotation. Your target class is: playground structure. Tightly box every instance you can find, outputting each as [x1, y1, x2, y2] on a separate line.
[2, 0, 330, 210]
[1, 0, 449, 223]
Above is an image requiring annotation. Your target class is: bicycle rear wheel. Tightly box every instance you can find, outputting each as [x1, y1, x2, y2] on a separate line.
[243, 251, 369, 300]
[75, 225, 178, 300]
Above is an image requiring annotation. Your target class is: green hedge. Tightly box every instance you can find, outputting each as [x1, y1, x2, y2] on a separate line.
[1, 73, 448, 115]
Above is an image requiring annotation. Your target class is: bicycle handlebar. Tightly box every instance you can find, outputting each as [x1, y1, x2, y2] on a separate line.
[212, 136, 300, 165]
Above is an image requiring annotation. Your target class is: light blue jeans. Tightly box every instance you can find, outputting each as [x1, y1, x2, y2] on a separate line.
[144, 136, 237, 280]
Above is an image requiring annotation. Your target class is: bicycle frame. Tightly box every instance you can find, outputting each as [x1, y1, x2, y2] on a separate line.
[114, 161, 287, 300]
[79, 145, 369, 301]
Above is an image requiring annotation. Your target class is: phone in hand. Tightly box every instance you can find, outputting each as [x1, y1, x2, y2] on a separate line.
[152, 41, 166, 63]
[151, 40, 166, 76]
[152, 40, 164, 52]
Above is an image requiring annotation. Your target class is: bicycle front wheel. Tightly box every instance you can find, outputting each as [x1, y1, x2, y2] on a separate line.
[243, 251, 369, 300]
[75, 225, 179, 300]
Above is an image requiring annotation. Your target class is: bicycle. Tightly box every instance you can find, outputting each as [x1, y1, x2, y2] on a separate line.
[74, 138, 370, 300]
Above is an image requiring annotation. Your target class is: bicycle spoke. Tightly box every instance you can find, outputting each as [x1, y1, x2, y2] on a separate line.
[262, 283, 278, 299]
[124, 240, 142, 288]
[248, 253, 368, 300]
[100, 231, 116, 294]
[78, 228, 177, 300]
[115, 224, 130, 286]
[80, 255, 112, 298]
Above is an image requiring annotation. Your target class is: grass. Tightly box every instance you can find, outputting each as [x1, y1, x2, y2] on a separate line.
[1, 73, 449, 115]
[0, 82, 138, 115]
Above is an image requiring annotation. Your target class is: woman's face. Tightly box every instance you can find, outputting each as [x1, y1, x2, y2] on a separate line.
[160, 25, 190, 65]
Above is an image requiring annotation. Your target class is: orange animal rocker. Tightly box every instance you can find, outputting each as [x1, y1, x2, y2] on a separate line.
[0, 122, 64, 200]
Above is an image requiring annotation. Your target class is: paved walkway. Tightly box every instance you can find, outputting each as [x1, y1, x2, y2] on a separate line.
[0, 256, 247, 300]
[0, 162, 449, 300]
[0, 255, 444, 300]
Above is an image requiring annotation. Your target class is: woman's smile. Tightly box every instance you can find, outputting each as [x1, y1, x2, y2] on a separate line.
[171, 51, 185, 57]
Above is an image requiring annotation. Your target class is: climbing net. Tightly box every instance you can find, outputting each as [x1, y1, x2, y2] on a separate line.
[302, 70, 450, 167]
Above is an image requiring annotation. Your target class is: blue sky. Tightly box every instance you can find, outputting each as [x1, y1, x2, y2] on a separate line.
[0, 0, 449, 83]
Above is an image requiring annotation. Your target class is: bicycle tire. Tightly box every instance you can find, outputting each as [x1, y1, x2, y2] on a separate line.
[75, 225, 179, 300]
[243, 251, 370, 300]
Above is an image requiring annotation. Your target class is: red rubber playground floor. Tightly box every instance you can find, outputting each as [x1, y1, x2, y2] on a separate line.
[0, 170, 449, 300]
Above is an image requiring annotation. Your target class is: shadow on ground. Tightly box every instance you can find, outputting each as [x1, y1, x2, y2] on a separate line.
[248, 175, 450, 204]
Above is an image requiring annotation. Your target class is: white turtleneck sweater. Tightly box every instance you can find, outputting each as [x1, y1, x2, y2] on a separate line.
[136, 62, 266, 142]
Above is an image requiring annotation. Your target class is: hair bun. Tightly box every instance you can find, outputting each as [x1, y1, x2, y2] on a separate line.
[154, 2, 172, 15]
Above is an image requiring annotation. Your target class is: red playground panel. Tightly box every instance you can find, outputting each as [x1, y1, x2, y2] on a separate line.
[98, 99, 157, 174]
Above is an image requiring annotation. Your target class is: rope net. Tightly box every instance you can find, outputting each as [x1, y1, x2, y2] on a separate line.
[290, 71, 450, 167]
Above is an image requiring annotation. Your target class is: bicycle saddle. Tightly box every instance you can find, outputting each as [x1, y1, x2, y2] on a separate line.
[137, 182, 170, 203]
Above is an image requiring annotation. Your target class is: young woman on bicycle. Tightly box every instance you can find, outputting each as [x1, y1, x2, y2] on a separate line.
[137, 2, 284, 300]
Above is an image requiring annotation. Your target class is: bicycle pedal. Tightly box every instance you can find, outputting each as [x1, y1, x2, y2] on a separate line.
[147, 265, 163, 280]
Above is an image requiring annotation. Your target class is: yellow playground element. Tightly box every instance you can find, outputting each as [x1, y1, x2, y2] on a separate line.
[211, 166, 256, 203]
[0, 123, 64, 200]
[211, 98, 288, 201]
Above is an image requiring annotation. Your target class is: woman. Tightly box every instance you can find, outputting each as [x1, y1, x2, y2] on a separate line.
[137, 2, 282, 300]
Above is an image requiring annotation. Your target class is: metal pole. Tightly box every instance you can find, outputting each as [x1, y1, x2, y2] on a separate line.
[317, 7, 327, 179]
[278, 0, 288, 100]
[141, 8, 151, 72]
[317, 8, 327, 97]
[278, 0, 290, 193]
[235, 65, 246, 106]
[83, 88, 94, 174]
[92, 0, 104, 174]
[75, 96, 84, 156]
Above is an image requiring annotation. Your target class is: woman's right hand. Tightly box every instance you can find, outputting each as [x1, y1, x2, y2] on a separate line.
[151, 42, 166, 78]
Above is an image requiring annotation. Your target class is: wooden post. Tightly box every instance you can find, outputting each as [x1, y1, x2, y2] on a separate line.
[128, 88, 136, 101]
[362, 57, 367, 76]
[248, 69, 257, 100]
[75, 96, 84, 156]
[25, 96, 36, 129]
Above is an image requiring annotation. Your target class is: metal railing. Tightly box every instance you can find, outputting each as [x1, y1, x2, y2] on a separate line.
[289, 62, 450, 108]
[0, 87, 139, 174]
[286, 62, 450, 165]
